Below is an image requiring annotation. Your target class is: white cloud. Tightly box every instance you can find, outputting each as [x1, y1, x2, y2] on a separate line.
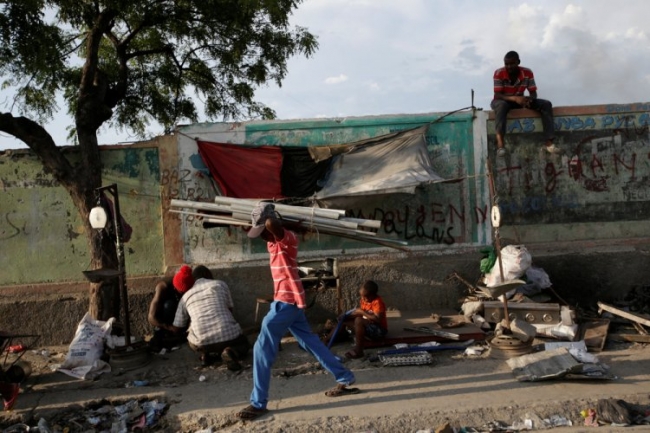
[324, 74, 349, 85]
[366, 81, 380, 91]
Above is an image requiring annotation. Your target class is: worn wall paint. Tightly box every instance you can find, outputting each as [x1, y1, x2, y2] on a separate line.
[0, 146, 164, 285]
[176, 111, 491, 264]
[487, 103, 650, 243]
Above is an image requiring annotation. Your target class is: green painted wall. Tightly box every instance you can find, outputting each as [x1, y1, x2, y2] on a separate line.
[177, 111, 488, 263]
[244, 114, 482, 252]
[0, 147, 164, 285]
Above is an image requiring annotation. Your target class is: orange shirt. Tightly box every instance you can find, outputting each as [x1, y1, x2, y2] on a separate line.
[360, 296, 387, 330]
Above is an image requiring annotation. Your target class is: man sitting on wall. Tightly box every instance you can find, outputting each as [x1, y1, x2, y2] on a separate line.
[169, 265, 250, 370]
[491, 50, 563, 157]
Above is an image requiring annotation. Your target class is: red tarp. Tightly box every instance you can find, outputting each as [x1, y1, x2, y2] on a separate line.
[197, 141, 284, 199]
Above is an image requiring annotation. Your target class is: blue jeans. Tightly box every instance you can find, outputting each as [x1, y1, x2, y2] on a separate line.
[250, 301, 355, 409]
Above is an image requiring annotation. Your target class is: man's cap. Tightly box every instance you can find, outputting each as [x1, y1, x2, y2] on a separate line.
[173, 265, 195, 294]
[248, 202, 276, 238]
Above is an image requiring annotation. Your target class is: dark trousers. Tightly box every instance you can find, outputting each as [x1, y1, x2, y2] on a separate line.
[189, 333, 250, 359]
[491, 98, 555, 141]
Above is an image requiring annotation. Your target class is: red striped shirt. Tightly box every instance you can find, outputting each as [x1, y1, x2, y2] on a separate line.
[493, 66, 537, 96]
[268, 230, 306, 308]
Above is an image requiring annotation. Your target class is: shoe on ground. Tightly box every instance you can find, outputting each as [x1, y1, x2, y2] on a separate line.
[3, 383, 20, 411]
[496, 147, 507, 157]
[545, 143, 564, 154]
[221, 348, 242, 371]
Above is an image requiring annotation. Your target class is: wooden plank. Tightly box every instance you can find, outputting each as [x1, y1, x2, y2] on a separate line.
[361, 311, 486, 348]
[597, 302, 650, 327]
[579, 319, 610, 352]
[607, 333, 650, 343]
[403, 327, 460, 340]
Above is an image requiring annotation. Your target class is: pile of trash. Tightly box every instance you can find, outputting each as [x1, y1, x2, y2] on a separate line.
[457, 245, 581, 346]
[1, 399, 168, 433]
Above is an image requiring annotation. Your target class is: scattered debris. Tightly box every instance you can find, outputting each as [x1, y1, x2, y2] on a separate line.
[506, 347, 612, 382]
[1, 399, 168, 432]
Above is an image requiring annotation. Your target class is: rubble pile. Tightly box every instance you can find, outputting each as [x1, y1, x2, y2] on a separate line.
[2, 399, 168, 433]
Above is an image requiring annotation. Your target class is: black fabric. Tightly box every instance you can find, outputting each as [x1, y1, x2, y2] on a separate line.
[280, 147, 332, 198]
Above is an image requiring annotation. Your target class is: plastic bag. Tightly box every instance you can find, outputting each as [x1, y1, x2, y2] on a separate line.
[525, 266, 552, 290]
[484, 245, 532, 287]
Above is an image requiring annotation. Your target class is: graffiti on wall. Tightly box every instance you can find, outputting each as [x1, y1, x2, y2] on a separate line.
[494, 116, 650, 224]
[505, 112, 650, 134]
[347, 200, 489, 246]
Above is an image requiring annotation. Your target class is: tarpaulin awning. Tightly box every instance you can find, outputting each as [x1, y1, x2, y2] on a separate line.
[196, 142, 331, 199]
[196, 124, 445, 204]
[313, 125, 444, 201]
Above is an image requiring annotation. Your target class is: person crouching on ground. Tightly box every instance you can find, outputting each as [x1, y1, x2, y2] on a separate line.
[236, 202, 359, 421]
[324, 280, 388, 359]
[147, 274, 187, 353]
[168, 265, 250, 370]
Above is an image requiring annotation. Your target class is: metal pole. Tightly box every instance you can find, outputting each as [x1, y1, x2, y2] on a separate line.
[486, 159, 511, 330]
[97, 184, 131, 346]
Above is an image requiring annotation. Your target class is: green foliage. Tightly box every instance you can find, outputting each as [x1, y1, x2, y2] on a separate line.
[0, 0, 317, 139]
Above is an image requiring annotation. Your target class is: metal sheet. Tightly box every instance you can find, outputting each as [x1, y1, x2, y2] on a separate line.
[484, 302, 560, 324]
[506, 347, 582, 382]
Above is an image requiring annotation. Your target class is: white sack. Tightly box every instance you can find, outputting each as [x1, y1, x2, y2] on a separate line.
[58, 312, 114, 380]
[484, 245, 532, 287]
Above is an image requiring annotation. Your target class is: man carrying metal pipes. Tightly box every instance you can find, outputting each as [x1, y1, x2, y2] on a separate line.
[236, 202, 359, 421]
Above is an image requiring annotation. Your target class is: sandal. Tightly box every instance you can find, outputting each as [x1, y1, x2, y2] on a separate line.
[345, 348, 364, 359]
[236, 404, 269, 420]
[325, 384, 361, 397]
[3, 384, 20, 411]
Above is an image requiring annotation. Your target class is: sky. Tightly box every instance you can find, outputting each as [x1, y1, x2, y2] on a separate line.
[1, 0, 649, 151]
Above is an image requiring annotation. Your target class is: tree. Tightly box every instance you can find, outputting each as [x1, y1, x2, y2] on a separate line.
[0, 0, 317, 320]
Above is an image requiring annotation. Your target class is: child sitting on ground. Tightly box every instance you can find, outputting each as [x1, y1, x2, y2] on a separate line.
[324, 280, 387, 359]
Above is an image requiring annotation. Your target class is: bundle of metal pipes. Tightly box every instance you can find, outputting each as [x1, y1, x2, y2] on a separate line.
[169, 197, 408, 250]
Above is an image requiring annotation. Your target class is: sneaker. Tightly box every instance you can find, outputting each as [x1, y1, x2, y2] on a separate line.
[545, 143, 564, 154]
[496, 147, 507, 157]
[3, 384, 20, 411]
[221, 348, 242, 371]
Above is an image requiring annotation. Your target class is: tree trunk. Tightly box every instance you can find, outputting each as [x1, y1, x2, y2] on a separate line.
[73, 185, 122, 321]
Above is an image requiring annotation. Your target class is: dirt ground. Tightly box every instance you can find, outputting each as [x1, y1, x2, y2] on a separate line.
[1, 334, 650, 432]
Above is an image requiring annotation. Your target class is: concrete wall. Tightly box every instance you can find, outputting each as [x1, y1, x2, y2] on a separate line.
[0, 137, 175, 344]
[1, 103, 649, 344]
[487, 102, 650, 304]
[0, 143, 165, 285]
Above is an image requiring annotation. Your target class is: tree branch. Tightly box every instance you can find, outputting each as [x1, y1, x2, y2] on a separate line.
[0, 112, 76, 189]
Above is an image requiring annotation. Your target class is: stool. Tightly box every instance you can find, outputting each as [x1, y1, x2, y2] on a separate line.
[254, 297, 273, 324]
[254, 297, 281, 351]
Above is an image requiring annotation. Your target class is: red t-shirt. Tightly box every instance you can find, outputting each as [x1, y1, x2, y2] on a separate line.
[360, 296, 388, 330]
[493, 66, 537, 97]
[268, 230, 306, 308]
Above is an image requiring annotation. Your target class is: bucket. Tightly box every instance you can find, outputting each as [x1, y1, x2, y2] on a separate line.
[5, 361, 32, 382]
